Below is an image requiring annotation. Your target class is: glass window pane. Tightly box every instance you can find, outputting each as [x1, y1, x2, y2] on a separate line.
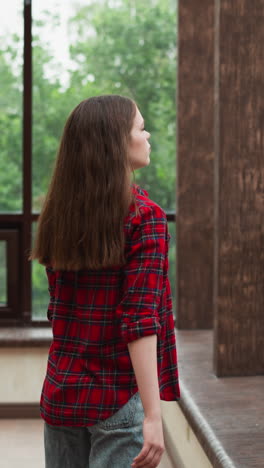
[32, 0, 89, 212]
[0, 241, 7, 306]
[32, 0, 177, 319]
[0, 1, 23, 212]
[32, 223, 49, 320]
[32, 0, 177, 212]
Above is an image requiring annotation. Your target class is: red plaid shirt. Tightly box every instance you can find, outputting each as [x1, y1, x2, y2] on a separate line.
[40, 184, 180, 426]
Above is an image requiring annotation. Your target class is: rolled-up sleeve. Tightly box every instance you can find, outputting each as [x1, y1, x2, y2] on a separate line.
[116, 205, 169, 343]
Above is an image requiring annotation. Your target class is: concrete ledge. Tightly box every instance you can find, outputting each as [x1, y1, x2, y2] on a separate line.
[175, 330, 264, 468]
[177, 382, 235, 468]
[162, 399, 213, 468]
[0, 327, 52, 347]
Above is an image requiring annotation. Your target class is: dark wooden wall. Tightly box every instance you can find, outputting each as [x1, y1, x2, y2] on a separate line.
[177, 0, 215, 328]
[213, 0, 264, 376]
[177, 0, 264, 376]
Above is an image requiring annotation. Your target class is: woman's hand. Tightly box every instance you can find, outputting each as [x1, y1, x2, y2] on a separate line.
[131, 414, 165, 468]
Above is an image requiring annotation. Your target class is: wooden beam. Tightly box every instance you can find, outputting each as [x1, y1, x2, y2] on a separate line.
[213, 0, 264, 376]
[177, 1, 215, 328]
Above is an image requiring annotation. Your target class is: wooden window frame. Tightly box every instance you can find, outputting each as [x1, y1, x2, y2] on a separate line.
[0, 1, 34, 326]
[0, 230, 19, 317]
[0, 1, 176, 327]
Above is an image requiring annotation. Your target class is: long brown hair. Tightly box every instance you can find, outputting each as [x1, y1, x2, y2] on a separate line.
[30, 95, 140, 270]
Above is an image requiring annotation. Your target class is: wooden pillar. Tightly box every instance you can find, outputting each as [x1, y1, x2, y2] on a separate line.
[213, 0, 264, 376]
[177, 1, 215, 328]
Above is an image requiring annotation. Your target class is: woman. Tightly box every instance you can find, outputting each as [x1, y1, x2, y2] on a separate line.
[31, 95, 180, 468]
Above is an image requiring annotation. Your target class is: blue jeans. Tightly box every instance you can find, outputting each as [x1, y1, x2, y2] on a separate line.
[44, 392, 144, 468]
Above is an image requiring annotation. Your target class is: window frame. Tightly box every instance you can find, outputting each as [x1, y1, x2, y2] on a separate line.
[0, 1, 176, 326]
[0, 1, 33, 326]
[0, 230, 19, 316]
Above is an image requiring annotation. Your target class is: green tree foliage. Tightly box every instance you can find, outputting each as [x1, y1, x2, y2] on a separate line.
[32, 13, 103, 211]
[0, 36, 23, 212]
[0, 0, 177, 318]
[68, 0, 177, 209]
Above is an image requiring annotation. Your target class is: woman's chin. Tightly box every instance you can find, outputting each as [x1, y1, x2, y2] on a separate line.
[131, 159, 150, 171]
